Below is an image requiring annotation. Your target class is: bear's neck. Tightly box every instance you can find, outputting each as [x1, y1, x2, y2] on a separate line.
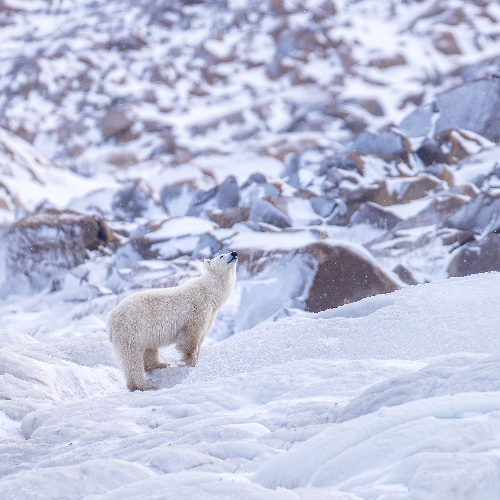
[202, 270, 236, 309]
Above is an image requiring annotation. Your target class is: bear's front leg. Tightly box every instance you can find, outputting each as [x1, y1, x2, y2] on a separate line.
[177, 335, 200, 367]
[117, 341, 158, 391]
[144, 348, 170, 371]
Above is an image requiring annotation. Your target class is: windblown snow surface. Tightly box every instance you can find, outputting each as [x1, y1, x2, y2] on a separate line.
[3, 272, 500, 499]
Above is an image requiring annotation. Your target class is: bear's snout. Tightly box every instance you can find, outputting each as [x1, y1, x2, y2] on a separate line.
[227, 251, 238, 263]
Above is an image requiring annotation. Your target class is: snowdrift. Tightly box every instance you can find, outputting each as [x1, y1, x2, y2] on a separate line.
[2, 273, 500, 498]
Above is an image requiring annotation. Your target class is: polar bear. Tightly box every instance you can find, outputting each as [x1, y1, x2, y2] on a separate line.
[108, 251, 238, 391]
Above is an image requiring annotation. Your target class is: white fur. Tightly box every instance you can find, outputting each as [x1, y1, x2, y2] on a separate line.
[108, 252, 237, 391]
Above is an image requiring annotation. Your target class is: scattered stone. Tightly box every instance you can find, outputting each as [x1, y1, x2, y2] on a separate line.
[242, 172, 266, 187]
[434, 129, 493, 164]
[216, 175, 239, 210]
[207, 207, 250, 228]
[392, 264, 418, 285]
[441, 229, 475, 247]
[112, 179, 161, 221]
[186, 187, 217, 217]
[433, 32, 461, 55]
[240, 181, 280, 207]
[107, 151, 138, 167]
[101, 107, 134, 141]
[448, 234, 500, 277]
[350, 202, 401, 230]
[368, 53, 406, 69]
[161, 183, 195, 217]
[310, 197, 336, 218]
[1, 210, 116, 292]
[390, 174, 444, 205]
[397, 194, 468, 229]
[443, 191, 500, 234]
[415, 139, 445, 166]
[173, 147, 196, 165]
[347, 131, 409, 160]
[399, 79, 500, 142]
[115, 127, 141, 143]
[249, 199, 292, 228]
[346, 98, 385, 116]
[320, 152, 364, 175]
[301, 242, 399, 312]
[342, 181, 390, 207]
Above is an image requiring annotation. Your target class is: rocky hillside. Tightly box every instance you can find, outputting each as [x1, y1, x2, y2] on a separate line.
[1, 0, 500, 339]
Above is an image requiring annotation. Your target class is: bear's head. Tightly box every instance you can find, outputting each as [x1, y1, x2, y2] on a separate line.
[204, 251, 238, 276]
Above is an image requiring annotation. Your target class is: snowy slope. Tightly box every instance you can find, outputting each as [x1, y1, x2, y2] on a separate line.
[2, 273, 500, 498]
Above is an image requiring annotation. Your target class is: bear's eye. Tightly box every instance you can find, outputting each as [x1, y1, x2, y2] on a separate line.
[220, 256, 223, 259]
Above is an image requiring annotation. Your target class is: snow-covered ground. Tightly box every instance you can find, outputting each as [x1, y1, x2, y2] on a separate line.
[3, 0, 500, 497]
[2, 272, 500, 499]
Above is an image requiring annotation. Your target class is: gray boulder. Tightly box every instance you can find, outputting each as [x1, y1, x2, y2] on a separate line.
[443, 192, 500, 235]
[101, 106, 134, 141]
[185, 187, 217, 217]
[399, 79, 500, 142]
[350, 202, 401, 230]
[347, 131, 408, 160]
[112, 179, 162, 221]
[310, 197, 336, 218]
[160, 184, 196, 217]
[216, 175, 239, 210]
[249, 199, 292, 228]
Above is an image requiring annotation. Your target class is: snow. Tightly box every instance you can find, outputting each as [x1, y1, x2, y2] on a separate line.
[147, 217, 218, 240]
[3, 273, 500, 498]
[0, 128, 115, 213]
[3, 0, 500, 497]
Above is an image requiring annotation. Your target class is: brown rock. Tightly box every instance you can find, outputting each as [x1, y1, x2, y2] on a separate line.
[107, 151, 138, 167]
[0, 182, 23, 212]
[369, 53, 406, 69]
[207, 207, 250, 228]
[116, 127, 141, 143]
[390, 175, 444, 205]
[441, 229, 475, 247]
[435, 129, 490, 165]
[350, 202, 402, 230]
[173, 147, 196, 165]
[346, 98, 385, 117]
[101, 109, 134, 141]
[268, 0, 296, 15]
[433, 32, 461, 55]
[301, 242, 399, 312]
[262, 137, 323, 162]
[4, 210, 117, 287]
[392, 264, 418, 286]
[397, 194, 467, 229]
[448, 234, 500, 277]
[13, 125, 35, 144]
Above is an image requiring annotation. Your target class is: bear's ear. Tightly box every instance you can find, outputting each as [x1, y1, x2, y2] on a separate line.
[204, 259, 211, 269]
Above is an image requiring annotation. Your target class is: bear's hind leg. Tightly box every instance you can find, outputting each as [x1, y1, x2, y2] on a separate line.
[144, 348, 170, 371]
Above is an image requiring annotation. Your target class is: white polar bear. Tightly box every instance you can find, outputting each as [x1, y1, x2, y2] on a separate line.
[108, 251, 238, 391]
